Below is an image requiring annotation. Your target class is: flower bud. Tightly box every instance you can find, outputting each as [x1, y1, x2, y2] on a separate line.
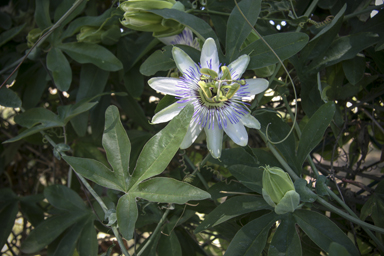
[76, 26, 103, 44]
[27, 28, 43, 48]
[262, 165, 300, 214]
[119, 0, 185, 37]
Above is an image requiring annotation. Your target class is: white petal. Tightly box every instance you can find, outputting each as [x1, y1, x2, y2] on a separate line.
[172, 46, 198, 76]
[148, 77, 180, 96]
[151, 102, 187, 124]
[223, 120, 248, 146]
[228, 54, 250, 79]
[180, 120, 203, 149]
[200, 38, 219, 73]
[244, 78, 269, 96]
[204, 122, 223, 159]
[240, 114, 261, 129]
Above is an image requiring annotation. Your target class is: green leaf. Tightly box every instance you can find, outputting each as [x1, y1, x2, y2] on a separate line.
[63, 156, 124, 192]
[241, 32, 309, 70]
[342, 56, 365, 85]
[3, 108, 64, 143]
[328, 242, 351, 256]
[131, 177, 210, 204]
[296, 102, 336, 166]
[51, 216, 89, 256]
[22, 66, 48, 109]
[195, 196, 272, 233]
[228, 165, 263, 193]
[102, 105, 131, 192]
[58, 42, 123, 71]
[299, 4, 346, 61]
[268, 213, 302, 256]
[148, 8, 218, 42]
[34, 0, 52, 30]
[47, 48, 72, 91]
[129, 105, 193, 189]
[157, 231, 182, 256]
[19, 194, 45, 226]
[61, 9, 116, 39]
[0, 87, 22, 108]
[77, 219, 98, 256]
[116, 91, 154, 131]
[53, 0, 87, 27]
[20, 212, 85, 253]
[0, 23, 26, 48]
[309, 32, 379, 71]
[0, 189, 19, 248]
[224, 212, 277, 256]
[140, 45, 200, 76]
[118, 33, 159, 71]
[123, 65, 144, 98]
[361, 180, 384, 228]
[15, 108, 61, 128]
[70, 64, 109, 137]
[116, 193, 138, 240]
[294, 209, 360, 256]
[44, 185, 88, 212]
[208, 147, 258, 167]
[226, 0, 261, 62]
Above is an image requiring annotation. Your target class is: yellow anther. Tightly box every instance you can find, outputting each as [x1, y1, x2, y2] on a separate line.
[200, 68, 218, 79]
[225, 83, 240, 99]
[221, 66, 231, 80]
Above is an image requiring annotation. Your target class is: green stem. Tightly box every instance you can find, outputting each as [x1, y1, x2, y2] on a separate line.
[41, 131, 130, 256]
[112, 226, 131, 256]
[187, 9, 230, 16]
[326, 188, 384, 252]
[267, 142, 300, 181]
[317, 197, 384, 235]
[1, 0, 87, 88]
[137, 208, 171, 256]
[184, 153, 210, 190]
[295, 0, 319, 33]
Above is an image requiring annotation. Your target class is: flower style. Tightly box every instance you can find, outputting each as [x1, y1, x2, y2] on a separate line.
[148, 38, 268, 158]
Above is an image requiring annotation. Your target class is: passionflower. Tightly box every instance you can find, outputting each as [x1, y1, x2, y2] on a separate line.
[148, 38, 268, 158]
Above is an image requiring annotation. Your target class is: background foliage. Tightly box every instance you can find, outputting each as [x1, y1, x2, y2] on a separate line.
[1, 0, 384, 255]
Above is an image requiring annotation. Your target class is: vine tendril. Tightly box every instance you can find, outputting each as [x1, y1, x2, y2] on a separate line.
[234, 0, 297, 145]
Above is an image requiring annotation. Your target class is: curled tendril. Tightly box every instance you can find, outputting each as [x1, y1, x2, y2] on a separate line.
[235, 0, 297, 145]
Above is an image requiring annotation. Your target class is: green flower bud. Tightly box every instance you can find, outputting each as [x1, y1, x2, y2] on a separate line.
[27, 28, 43, 48]
[76, 26, 103, 43]
[262, 165, 300, 214]
[119, 0, 185, 37]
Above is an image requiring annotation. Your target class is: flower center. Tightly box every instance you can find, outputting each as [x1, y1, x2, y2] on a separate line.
[197, 66, 245, 105]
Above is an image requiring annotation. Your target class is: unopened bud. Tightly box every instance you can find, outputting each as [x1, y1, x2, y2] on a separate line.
[262, 165, 300, 214]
